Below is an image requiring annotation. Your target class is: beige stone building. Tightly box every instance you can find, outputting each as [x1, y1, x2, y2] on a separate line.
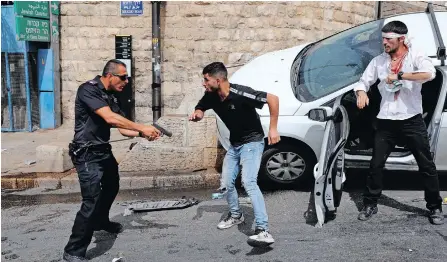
[60, 1, 380, 123]
[59, 1, 447, 122]
[58, 1, 447, 172]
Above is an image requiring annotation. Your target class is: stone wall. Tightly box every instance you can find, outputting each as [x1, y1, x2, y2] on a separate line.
[60, 1, 376, 124]
[381, 1, 447, 17]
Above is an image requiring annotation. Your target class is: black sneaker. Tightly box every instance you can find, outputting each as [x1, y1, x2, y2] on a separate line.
[94, 221, 124, 234]
[428, 209, 444, 225]
[358, 205, 378, 221]
[63, 252, 87, 262]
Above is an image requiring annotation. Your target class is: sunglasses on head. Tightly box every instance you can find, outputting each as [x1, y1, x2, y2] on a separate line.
[111, 73, 128, 81]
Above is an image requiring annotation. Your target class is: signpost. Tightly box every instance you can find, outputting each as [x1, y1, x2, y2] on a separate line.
[14, 1, 49, 19]
[14, 1, 53, 43]
[50, 1, 59, 15]
[48, 1, 61, 128]
[120, 1, 143, 16]
[15, 16, 50, 42]
[115, 36, 132, 60]
[9, 1, 61, 130]
[115, 35, 134, 120]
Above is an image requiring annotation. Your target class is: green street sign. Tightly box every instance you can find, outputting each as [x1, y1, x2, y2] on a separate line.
[51, 20, 59, 36]
[14, 1, 49, 19]
[15, 16, 50, 42]
[50, 1, 59, 15]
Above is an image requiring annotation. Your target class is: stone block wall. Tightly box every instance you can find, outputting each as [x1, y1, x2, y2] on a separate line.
[60, 1, 376, 124]
[381, 1, 447, 18]
[118, 115, 226, 173]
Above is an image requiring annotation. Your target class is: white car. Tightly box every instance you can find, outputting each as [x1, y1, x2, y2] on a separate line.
[217, 7, 447, 192]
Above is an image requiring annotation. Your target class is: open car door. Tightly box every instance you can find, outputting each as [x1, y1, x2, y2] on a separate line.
[308, 105, 350, 228]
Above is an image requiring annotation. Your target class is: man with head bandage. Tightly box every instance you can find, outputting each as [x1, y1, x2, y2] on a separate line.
[352, 21, 443, 225]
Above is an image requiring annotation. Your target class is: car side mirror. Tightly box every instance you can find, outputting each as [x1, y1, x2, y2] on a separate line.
[308, 107, 333, 122]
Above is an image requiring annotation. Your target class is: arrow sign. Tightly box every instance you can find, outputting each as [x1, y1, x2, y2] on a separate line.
[51, 21, 59, 36]
[51, 1, 60, 15]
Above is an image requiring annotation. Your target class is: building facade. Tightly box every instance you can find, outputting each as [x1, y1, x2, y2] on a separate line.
[60, 1, 379, 123]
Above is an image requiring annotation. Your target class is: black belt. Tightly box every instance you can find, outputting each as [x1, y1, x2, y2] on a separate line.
[69, 141, 111, 156]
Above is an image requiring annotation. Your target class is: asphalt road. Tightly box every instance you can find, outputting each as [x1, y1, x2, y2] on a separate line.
[1, 171, 447, 262]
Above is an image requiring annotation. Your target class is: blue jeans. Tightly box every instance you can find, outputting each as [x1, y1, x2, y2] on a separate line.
[221, 141, 269, 231]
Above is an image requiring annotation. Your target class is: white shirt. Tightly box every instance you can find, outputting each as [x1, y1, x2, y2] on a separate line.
[352, 48, 436, 120]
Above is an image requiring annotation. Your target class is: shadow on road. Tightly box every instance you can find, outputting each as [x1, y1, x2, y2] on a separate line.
[86, 231, 118, 260]
[85, 211, 180, 259]
[246, 246, 274, 256]
[193, 204, 254, 237]
[110, 212, 179, 231]
[296, 170, 447, 228]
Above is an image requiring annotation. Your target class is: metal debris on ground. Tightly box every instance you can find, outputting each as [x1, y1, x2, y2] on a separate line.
[122, 197, 200, 216]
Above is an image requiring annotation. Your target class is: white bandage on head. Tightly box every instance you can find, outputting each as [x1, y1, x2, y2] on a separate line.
[382, 32, 405, 39]
[382, 32, 412, 47]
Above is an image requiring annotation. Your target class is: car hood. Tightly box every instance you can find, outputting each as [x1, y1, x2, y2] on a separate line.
[229, 43, 310, 116]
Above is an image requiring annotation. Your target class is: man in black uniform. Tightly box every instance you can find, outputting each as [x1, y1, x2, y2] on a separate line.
[63, 59, 161, 261]
[189, 62, 280, 247]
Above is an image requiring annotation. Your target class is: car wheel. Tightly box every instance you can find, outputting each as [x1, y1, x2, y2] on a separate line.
[260, 143, 316, 185]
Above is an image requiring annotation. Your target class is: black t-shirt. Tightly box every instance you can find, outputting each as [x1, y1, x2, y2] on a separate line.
[195, 83, 268, 147]
[73, 75, 125, 145]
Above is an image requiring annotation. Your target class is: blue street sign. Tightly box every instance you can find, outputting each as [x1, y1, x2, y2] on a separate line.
[120, 1, 143, 16]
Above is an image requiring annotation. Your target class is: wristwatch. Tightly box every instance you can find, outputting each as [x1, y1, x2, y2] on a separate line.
[397, 71, 404, 80]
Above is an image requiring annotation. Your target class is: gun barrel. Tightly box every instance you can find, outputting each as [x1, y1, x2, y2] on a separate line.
[153, 123, 173, 137]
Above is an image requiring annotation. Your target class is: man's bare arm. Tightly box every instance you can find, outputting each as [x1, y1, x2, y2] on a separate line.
[118, 128, 139, 138]
[266, 93, 279, 130]
[95, 106, 160, 138]
[266, 93, 280, 145]
[401, 72, 433, 81]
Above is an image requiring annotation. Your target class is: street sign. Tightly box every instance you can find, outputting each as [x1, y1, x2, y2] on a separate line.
[115, 35, 134, 120]
[115, 35, 132, 60]
[14, 1, 49, 19]
[51, 20, 58, 37]
[50, 1, 59, 15]
[15, 16, 50, 42]
[120, 1, 143, 16]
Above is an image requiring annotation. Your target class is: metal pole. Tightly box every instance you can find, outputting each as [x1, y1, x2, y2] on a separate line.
[24, 52, 32, 131]
[426, 2, 446, 66]
[50, 1, 61, 128]
[375, 1, 381, 19]
[151, 1, 162, 122]
[4, 53, 14, 131]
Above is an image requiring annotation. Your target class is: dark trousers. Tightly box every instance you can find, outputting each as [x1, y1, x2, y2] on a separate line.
[364, 114, 442, 210]
[64, 149, 120, 257]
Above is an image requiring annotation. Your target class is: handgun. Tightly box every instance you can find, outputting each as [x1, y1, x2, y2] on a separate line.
[153, 122, 173, 137]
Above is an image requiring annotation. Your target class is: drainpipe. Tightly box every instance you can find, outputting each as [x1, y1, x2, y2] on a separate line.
[151, 1, 162, 121]
[375, 1, 381, 19]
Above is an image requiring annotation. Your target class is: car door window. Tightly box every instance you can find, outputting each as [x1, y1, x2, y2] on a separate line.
[294, 20, 384, 102]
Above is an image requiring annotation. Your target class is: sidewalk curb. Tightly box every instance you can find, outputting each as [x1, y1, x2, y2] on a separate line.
[1, 169, 221, 192]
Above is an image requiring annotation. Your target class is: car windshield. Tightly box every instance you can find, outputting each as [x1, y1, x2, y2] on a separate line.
[291, 19, 385, 102]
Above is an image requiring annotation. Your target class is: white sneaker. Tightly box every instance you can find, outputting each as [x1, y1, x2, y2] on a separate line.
[217, 213, 244, 229]
[247, 228, 275, 247]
